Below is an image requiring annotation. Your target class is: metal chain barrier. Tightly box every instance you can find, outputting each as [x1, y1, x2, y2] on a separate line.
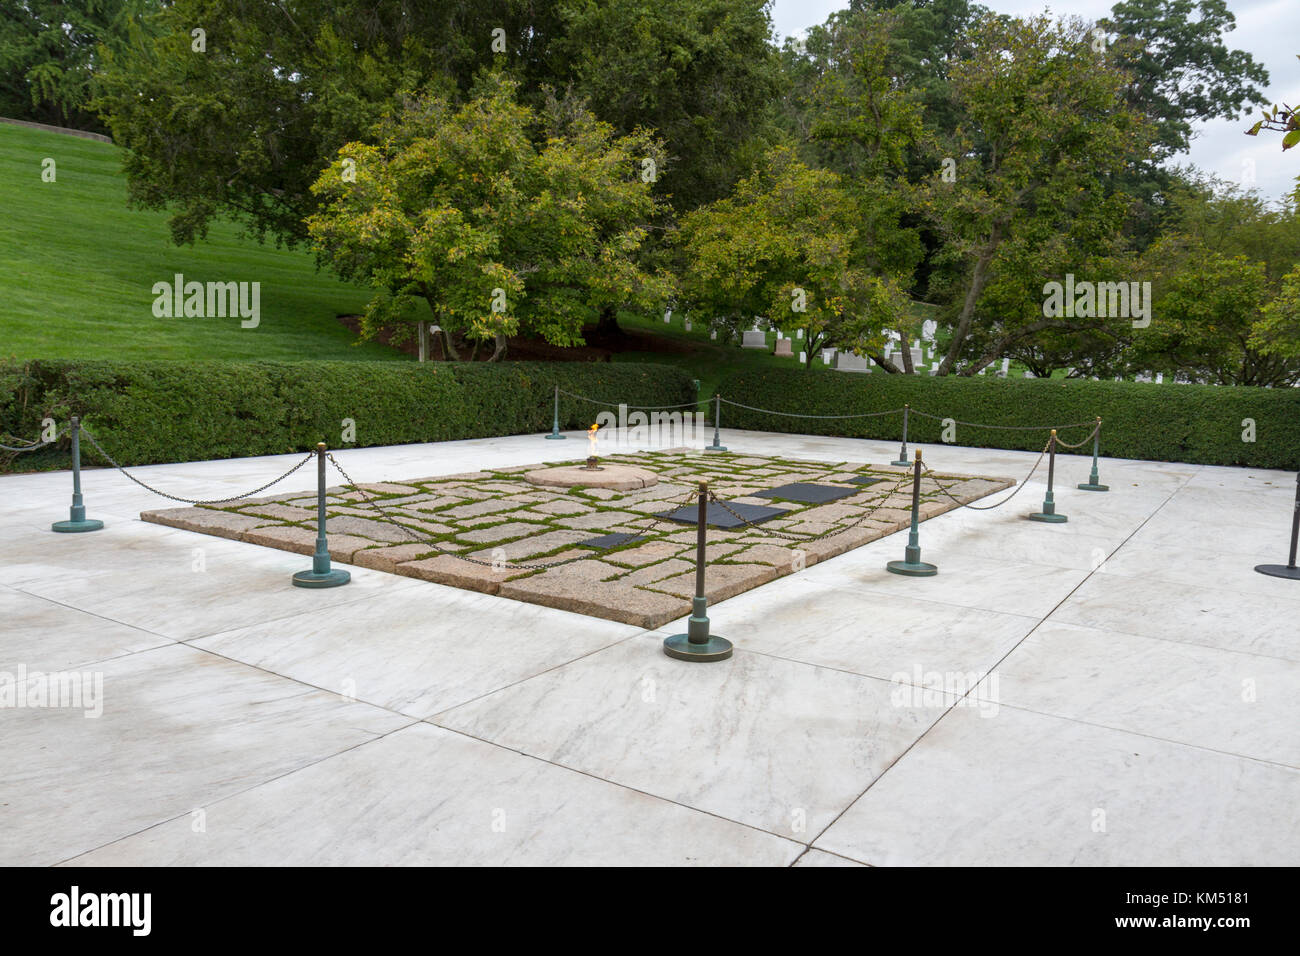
[1051, 420, 1102, 449]
[325, 452, 700, 572]
[920, 436, 1052, 511]
[556, 388, 700, 411]
[907, 407, 1095, 432]
[0, 426, 68, 453]
[78, 426, 316, 505]
[705, 469, 915, 543]
[719, 397, 906, 420]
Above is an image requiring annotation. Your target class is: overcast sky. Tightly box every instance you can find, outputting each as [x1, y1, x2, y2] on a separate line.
[770, 0, 1300, 204]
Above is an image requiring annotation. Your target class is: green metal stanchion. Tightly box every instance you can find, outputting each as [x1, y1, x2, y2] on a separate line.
[887, 449, 937, 576]
[1028, 430, 1068, 523]
[52, 416, 103, 533]
[891, 404, 912, 467]
[704, 393, 727, 452]
[1077, 417, 1109, 491]
[544, 384, 567, 440]
[664, 481, 733, 661]
[293, 442, 351, 588]
[1255, 470, 1300, 581]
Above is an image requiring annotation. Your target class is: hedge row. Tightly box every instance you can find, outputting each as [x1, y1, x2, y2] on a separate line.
[717, 368, 1300, 470]
[0, 359, 696, 470]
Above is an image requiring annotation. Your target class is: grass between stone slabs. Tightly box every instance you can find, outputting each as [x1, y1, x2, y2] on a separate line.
[141, 449, 1013, 628]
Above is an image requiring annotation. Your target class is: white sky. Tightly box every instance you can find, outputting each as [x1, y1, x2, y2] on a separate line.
[770, 0, 1300, 204]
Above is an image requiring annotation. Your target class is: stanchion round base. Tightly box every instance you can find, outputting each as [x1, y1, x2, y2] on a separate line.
[1255, 564, 1300, 580]
[887, 559, 937, 577]
[1077, 483, 1109, 492]
[292, 568, 351, 588]
[663, 633, 733, 662]
[1027, 512, 1068, 523]
[890, 459, 910, 468]
[704, 445, 727, 453]
[544, 433, 566, 440]
[52, 518, 103, 533]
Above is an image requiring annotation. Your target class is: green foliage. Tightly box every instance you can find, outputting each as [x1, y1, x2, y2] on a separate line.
[0, 360, 694, 470]
[94, 0, 780, 249]
[921, 14, 1152, 375]
[677, 146, 915, 365]
[719, 368, 1300, 470]
[306, 74, 669, 360]
[551, 0, 783, 211]
[0, 0, 160, 133]
[1251, 266, 1300, 362]
[1102, 0, 1269, 160]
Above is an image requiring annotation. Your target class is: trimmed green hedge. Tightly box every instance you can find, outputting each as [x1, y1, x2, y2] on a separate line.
[0, 359, 696, 470]
[718, 369, 1300, 470]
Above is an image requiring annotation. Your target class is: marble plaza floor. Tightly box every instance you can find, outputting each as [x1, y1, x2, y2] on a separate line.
[2, 428, 1298, 866]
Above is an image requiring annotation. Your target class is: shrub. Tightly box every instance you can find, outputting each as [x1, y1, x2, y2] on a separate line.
[0, 359, 696, 470]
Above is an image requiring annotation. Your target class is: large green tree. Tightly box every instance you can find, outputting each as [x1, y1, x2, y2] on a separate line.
[94, 0, 779, 249]
[1133, 240, 1299, 386]
[677, 146, 910, 368]
[921, 14, 1152, 375]
[0, 0, 160, 133]
[306, 74, 668, 362]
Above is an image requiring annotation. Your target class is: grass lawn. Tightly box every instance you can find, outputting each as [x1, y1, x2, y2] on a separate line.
[0, 124, 408, 362]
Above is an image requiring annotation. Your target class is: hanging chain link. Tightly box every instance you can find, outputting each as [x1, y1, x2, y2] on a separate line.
[78, 426, 315, 505]
[1051, 421, 1102, 449]
[921, 435, 1053, 511]
[555, 388, 701, 411]
[907, 407, 1096, 432]
[718, 397, 906, 420]
[0, 425, 68, 453]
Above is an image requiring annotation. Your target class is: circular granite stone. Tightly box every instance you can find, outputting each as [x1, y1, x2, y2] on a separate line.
[525, 464, 658, 491]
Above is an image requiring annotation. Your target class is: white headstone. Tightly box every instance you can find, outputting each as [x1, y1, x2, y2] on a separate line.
[977, 365, 987, 375]
[910, 347, 923, 368]
[684, 319, 691, 332]
[710, 330, 717, 340]
[1155, 373, 1164, 384]
[1000, 358, 1011, 373]
[1023, 370, 1035, 378]
[741, 330, 767, 349]
[798, 351, 806, 364]
[796, 328, 804, 339]
[921, 319, 937, 343]
[835, 351, 869, 373]
[664, 309, 672, 324]
[929, 362, 940, 376]
[821, 348, 836, 364]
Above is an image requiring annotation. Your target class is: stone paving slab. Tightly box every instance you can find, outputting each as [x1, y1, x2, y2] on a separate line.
[4, 427, 1298, 867]
[140, 451, 1011, 629]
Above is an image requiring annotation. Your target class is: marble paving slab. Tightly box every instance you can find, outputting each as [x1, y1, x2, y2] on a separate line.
[194, 582, 639, 717]
[815, 704, 1300, 866]
[434, 634, 952, 837]
[0, 643, 410, 866]
[66, 723, 802, 866]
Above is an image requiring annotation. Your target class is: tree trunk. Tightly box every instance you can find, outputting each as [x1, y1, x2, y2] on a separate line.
[938, 222, 1002, 375]
[488, 333, 508, 362]
[441, 328, 460, 361]
[596, 304, 622, 337]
